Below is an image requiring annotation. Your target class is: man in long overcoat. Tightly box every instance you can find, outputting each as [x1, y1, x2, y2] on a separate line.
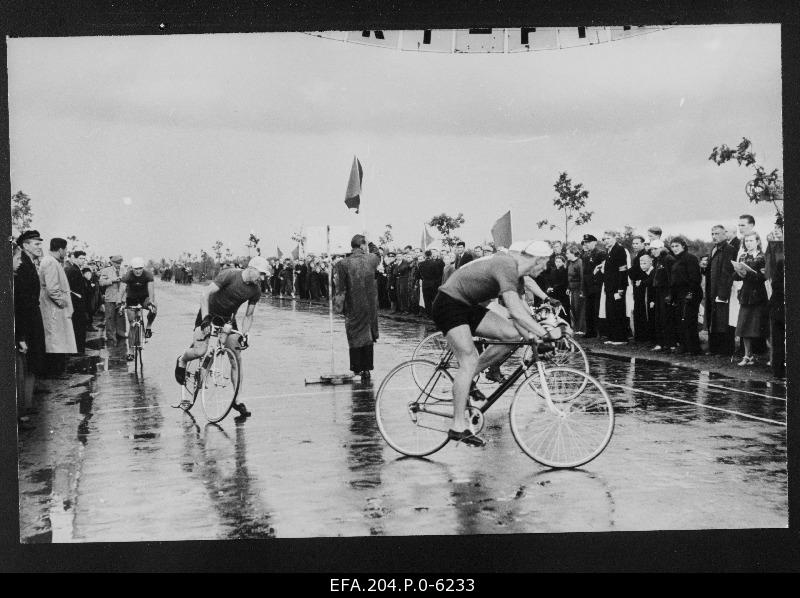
[39, 237, 77, 374]
[703, 225, 736, 355]
[335, 235, 380, 379]
[64, 250, 88, 354]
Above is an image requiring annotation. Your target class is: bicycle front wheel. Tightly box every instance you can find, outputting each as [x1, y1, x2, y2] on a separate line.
[200, 347, 240, 423]
[376, 359, 453, 457]
[131, 323, 143, 375]
[522, 335, 589, 374]
[510, 366, 614, 468]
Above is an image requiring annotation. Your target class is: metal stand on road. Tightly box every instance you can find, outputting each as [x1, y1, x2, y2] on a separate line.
[305, 224, 357, 386]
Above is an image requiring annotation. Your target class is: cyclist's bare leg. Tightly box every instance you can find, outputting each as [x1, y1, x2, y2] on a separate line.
[124, 309, 136, 355]
[473, 310, 522, 371]
[180, 330, 208, 366]
[444, 324, 480, 432]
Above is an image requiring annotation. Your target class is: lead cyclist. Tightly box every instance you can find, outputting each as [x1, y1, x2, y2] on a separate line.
[174, 256, 270, 418]
[428, 240, 561, 447]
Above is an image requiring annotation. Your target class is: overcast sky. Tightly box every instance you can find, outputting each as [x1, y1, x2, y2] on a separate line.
[7, 24, 782, 260]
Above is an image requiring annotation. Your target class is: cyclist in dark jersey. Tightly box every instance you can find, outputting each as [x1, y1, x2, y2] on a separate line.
[174, 256, 270, 417]
[119, 257, 157, 361]
[430, 240, 561, 446]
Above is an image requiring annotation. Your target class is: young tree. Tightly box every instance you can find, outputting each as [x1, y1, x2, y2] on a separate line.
[428, 213, 465, 248]
[247, 231, 260, 257]
[11, 191, 34, 236]
[709, 137, 784, 225]
[378, 224, 394, 246]
[537, 172, 593, 246]
[212, 240, 224, 263]
[66, 234, 89, 254]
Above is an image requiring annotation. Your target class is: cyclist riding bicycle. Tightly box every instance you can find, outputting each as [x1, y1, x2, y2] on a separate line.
[119, 256, 157, 361]
[173, 256, 270, 418]
[429, 240, 561, 447]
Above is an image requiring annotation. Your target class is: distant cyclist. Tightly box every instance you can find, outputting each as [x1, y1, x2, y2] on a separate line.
[174, 256, 270, 418]
[119, 257, 157, 361]
[429, 240, 561, 447]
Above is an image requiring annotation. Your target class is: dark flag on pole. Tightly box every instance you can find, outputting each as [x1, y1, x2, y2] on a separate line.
[277, 246, 284, 259]
[344, 156, 363, 213]
[291, 244, 300, 260]
[491, 210, 512, 249]
[421, 225, 434, 250]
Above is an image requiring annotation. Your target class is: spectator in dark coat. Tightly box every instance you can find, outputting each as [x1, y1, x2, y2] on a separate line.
[14, 231, 47, 417]
[581, 234, 606, 338]
[548, 254, 570, 324]
[702, 225, 736, 355]
[601, 231, 629, 344]
[767, 243, 785, 379]
[565, 245, 585, 333]
[733, 232, 769, 366]
[335, 235, 380, 379]
[668, 237, 703, 355]
[649, 240, 677, 351]
[418, 249, 445, 317]
[628, 236, 650, 342]
[453, 241, 473, 269]
[638, 253, 657, 344]
[64, 250, 88, 354]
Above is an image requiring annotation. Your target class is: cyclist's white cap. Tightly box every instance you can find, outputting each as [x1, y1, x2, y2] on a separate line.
[649, 239, 665, 250]
[130, 257, 145, 268]
[247, 256, 270, 274]
[508, 240, 552, 257]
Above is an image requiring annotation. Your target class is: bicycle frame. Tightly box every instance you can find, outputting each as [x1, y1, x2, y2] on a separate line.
[415, 339, 549, 418]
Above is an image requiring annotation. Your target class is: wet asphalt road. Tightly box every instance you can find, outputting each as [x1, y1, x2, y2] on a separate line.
[17, 281, 787, 542]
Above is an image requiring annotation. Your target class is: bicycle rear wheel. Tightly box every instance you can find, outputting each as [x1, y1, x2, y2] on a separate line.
[376, 359, 453, 457]
[200, 347, 240, 423]
[510, 366, 614, 468]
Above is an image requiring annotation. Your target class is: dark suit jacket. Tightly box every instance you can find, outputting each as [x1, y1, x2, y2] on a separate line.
[603, 243, 629, 295]
[454, 251, 473, 269]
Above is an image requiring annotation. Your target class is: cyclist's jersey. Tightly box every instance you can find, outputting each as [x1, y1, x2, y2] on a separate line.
[121, 269, 154, 304]
[207, 269, 261, 319]
[438, 253, 522, 307]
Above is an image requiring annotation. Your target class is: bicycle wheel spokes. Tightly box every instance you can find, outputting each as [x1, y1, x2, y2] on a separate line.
[412, 332, 459, 383]
[376, 359, 453, 457]
[550, 337, 589, 373]
[200, 348, 238, 423]
[510, 366, 614, 468]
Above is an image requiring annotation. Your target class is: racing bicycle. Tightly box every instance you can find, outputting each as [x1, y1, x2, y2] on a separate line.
[376, 337, 614, 468]
[176, 316, 245, 423]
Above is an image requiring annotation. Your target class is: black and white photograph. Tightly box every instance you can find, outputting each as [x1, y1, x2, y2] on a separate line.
[3, 5, 797, 574]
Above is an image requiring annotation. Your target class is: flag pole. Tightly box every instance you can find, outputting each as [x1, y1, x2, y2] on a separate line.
[305, 224, 354, 385]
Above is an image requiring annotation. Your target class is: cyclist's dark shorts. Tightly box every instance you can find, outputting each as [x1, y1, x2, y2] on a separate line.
[430, 291, 489, 336]
[125, 297, 154, 309]
[194, 309, 238, 330]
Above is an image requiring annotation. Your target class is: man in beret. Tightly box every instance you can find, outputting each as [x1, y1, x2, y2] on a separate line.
[39, 237, 77, 375]
[581, 234, 606, 338]
[99, 255, 128, 346]
[334, 234, 380, 380]
[64, 250, 89, 354]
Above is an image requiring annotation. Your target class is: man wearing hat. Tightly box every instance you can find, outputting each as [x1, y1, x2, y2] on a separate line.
[429, 240, 562, 447]
[39, 237, 77, 375]
[99, 255, 128, 346]
[64, 250, 89, 354]
[15, 230, 47, 395]
[581, 234, 606, 338]
[334, 235, 381, 380]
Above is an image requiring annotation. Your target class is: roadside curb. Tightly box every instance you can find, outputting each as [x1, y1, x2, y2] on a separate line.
[266, 295, 784, 386]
